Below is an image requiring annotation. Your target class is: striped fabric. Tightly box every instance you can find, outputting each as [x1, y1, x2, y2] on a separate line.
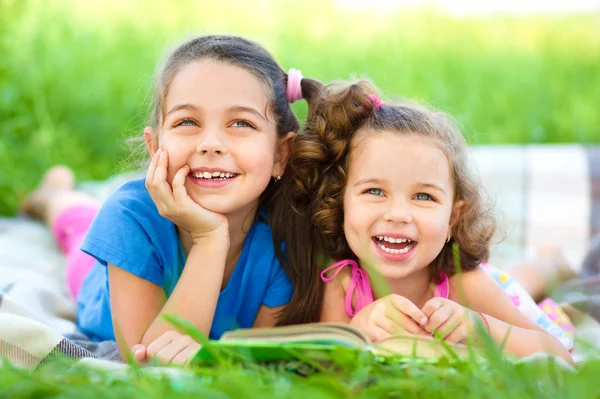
[471, 145, 600, 272]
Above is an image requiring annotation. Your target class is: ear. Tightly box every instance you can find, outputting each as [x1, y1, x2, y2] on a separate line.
[272, 132, 295, 177]
[449, 200, 465, 231]
[144, 126, 159, 156]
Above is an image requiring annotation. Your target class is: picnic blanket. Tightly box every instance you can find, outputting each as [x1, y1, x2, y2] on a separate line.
[0, 219, 121, 369]
[1, 145, 600, 369]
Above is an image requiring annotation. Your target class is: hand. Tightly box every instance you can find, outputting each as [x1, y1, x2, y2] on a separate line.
[349, 294, 430, 342]
[146, 149, 228, 242]
[132, 330, 201, 365]
[422, 297, 480, 343]
[131, 343, 148, 364]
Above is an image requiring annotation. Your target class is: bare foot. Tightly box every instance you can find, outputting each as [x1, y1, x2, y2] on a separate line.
[537, 244, 577, 284]
[509, 244, 576, 301]
[22, 165, 76, 220]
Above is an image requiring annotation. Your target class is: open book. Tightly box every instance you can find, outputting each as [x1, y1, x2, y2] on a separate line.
[188, 323, 474, 366]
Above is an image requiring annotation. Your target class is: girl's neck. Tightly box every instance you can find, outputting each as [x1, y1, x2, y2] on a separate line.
[177, 203, 258, 289]
[369, 265, 434, 309]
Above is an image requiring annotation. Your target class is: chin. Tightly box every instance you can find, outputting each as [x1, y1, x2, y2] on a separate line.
[191, 196, 234, 214]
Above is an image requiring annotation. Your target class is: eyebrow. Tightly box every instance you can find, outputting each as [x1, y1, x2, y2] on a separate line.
[227, 105, 267, 122]
[417, 182, 446, 195]
[354, 178, 383, 187]
[165, 104, 198, 118]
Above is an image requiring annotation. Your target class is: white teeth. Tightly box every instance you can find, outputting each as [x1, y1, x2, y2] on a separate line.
[377, 236, 410, 244]
[377, 242, 413, 254]
[191, 171, 236, 179]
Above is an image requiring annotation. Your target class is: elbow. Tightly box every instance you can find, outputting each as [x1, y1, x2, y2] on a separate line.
[547, 338, 574, 366]
[520, 334, 574, 366]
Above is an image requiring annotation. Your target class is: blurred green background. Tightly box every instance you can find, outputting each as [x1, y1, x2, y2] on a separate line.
[1, 0, 599, 216]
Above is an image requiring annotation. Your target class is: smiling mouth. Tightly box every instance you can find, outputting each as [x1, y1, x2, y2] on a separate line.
[374, 236, 416, 255]
[189, 171, 239, 180]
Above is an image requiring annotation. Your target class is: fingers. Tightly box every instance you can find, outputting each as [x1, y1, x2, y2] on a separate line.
[383, 309, 430, 336]
[131, 344, 147, 363]
[423, 300, 454, 334]
[145, 149, 176, 213]
[171, 342, 201, 365]
[153, 149, 169, 187]
[154, 334, 197, 365]
[441, 322, 468, 343]
[366, 323, 393, 342]
[146, 331, 199, 365]
[145, 149, 160, 186]
[389, 295, 428, 326]
[146, 330, 179, 358]
[172, 165, 191, 203]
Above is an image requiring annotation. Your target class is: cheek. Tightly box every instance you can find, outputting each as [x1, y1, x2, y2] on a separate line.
[236, 141, 276, 175]
[343, 198, 372, 241]
[422, 213, 452, 240]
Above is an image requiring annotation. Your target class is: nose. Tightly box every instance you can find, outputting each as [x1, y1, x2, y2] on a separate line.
[383, 198, 413, 224]
[196, 129, 227, 155]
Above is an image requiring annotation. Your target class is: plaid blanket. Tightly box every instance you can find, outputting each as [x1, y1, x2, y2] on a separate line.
[0, 219, 120, 369]
[1, 145, 600, 369]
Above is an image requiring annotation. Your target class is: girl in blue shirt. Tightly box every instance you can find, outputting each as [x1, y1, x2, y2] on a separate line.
[23, 35, 321, 364]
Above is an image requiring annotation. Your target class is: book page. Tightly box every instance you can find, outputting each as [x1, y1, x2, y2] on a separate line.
[220, 323, 370, 347]
[372, 335, 473, 360]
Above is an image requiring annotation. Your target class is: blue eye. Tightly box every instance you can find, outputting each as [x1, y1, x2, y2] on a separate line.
[415, 193, 433, 201]
[231, 120, 253, 128]
[175, 119, 197, 127]
[366, 188, 384, 196]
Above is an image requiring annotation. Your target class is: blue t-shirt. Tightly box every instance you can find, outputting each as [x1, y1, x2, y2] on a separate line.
[78, 178, 292, 342]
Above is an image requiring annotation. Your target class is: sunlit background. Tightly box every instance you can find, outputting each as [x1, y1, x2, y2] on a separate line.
[1, 0, 599, 215]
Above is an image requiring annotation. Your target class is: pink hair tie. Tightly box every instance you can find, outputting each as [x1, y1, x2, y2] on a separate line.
[286, 68, 303, 104]
[367, 94, 384, 110]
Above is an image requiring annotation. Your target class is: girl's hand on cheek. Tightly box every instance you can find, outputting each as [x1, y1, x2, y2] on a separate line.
[146, 149, 229, 243]
[350, 294, 430, 342]
[421, 298, 475, 343]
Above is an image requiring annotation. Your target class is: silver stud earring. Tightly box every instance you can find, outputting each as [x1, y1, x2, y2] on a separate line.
[274, 175, 282, 182]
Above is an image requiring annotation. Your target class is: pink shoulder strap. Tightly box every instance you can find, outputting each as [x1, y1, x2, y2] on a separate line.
[321, 261, 450, 317]
[320, 259, 374, 318]
[434, 271, 450, 299]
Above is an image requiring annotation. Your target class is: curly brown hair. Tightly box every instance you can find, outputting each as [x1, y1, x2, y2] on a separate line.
[271, 79, 497, 325]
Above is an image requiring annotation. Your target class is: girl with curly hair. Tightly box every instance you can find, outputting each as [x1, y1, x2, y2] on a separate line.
[270, 79, 572, 363]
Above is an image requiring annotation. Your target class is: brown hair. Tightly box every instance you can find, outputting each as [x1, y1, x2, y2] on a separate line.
[273, 79, 496, 325]
[139, 35, 321, 324]
[141, 35, 304, 214]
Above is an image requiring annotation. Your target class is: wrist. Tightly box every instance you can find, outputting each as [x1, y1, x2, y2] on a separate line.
[191, 224, 230, 245]
[469, 309, 491, 337]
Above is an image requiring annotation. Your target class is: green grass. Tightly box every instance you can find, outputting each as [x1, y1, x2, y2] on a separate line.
[2, 2, 599, 392]
[2, 312, 599, 397]
[1, 347, 599, 399]
[1, 0, 599, 215]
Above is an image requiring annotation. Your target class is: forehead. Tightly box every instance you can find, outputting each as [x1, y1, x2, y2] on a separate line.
[165, 59, 270, 113]
[349, 129, 452, 186]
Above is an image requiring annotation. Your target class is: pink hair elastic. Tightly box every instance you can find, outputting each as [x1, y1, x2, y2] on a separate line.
[367, 94, 384, 110]
[286, 68, 303, 104]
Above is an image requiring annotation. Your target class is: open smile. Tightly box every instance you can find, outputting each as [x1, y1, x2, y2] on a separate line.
[188, 168, 239, 188]
[372, 235, 417, 261]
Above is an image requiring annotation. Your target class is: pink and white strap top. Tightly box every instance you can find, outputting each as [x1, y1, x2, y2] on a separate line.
[320, 259, 450, 318]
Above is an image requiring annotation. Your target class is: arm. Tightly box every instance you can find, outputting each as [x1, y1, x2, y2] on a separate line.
[253, 305, 287, 327]
[449, 267, 573, 364]
[320, 270, 428, 341]
[109, 235, 228, 355]
[320, 272, 352, 323]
